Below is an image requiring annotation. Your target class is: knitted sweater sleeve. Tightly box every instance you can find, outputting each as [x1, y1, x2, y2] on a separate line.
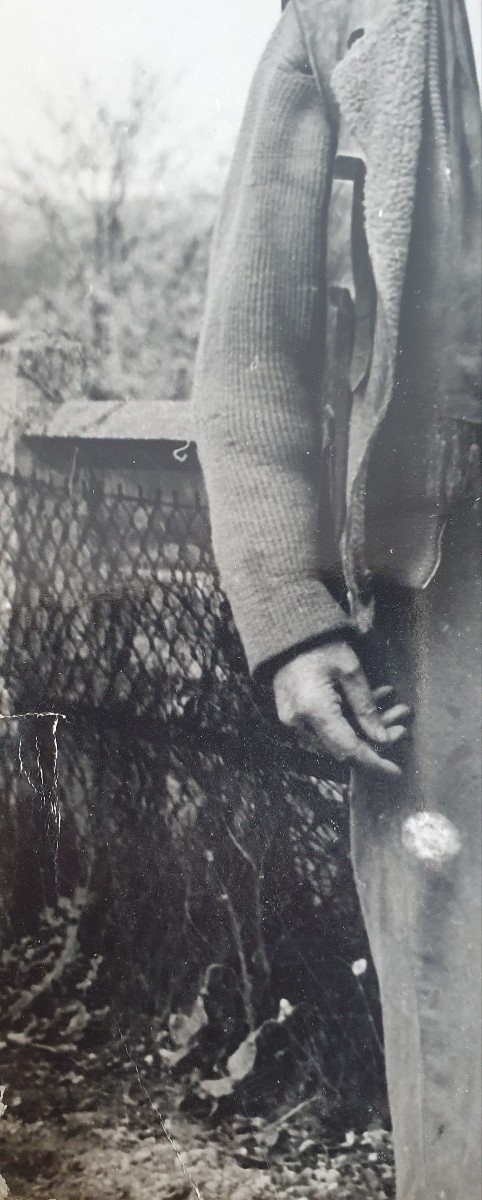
[194, 8, 356, 676]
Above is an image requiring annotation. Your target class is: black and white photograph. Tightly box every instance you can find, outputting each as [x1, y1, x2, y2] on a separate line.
[0, 1, 481, 1197]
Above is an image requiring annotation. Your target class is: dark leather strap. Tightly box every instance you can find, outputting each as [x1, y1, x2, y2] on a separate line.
[334, 156, 376, 395]
[323, 155, 376, 541]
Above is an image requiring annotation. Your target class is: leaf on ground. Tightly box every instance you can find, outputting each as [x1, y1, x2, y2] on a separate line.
[168, 996, 208, 1049]
[226, 1033, 257, 1082]
[198, 1076, 234, 1099]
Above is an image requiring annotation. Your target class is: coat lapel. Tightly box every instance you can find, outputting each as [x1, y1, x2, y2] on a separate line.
[332, 0, 430, 347]
[293, 0, 430, 348]
[293, 0, 431, 624]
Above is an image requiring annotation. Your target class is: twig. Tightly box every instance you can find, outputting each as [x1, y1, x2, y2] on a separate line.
[263, 1091, 325, 1133]
[219, 889, 256, 1032]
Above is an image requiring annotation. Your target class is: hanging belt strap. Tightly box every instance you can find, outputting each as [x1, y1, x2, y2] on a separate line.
[323, 150, 376, 541]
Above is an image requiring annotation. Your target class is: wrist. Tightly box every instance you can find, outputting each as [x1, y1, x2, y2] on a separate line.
[257, 627, 362, 688]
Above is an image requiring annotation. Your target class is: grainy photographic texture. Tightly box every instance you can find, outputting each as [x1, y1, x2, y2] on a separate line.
[0, 2, 480, 1199]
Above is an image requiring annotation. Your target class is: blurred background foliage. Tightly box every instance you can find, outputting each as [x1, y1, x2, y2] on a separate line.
[0, 72, 218, 408]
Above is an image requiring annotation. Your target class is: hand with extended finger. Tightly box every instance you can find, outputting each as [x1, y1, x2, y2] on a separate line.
[273, 641, 410, 777]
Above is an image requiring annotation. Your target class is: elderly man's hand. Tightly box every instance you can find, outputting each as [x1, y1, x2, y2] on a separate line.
[273, 641, 410, 777]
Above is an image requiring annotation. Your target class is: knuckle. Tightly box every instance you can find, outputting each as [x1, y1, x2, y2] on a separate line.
[341, 657, 362, 682]
[358, 701, 377, 720]
[374, 727, 389, 744]
[274, 692, 295, 725]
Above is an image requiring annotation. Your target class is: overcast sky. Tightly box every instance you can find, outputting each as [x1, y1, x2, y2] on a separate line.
[0, 0, 280, 185]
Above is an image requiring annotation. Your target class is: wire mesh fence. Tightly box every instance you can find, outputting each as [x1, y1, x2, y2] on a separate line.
[0, 451, 386, 1113]
[2, 458, 229, 719]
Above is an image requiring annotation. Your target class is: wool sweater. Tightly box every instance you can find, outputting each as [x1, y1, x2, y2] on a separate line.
[193, 0, 480, 676]
[195, 8, 351, 674]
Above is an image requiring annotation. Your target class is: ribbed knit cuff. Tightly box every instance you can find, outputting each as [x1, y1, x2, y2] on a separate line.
[231, 577, 357, 678]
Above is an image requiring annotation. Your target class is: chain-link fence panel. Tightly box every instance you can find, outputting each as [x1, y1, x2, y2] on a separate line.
[2, 460, 233, 720]
[0, 453, 386, 1115]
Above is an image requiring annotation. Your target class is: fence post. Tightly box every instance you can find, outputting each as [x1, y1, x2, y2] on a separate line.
[0, 320, 17, 711]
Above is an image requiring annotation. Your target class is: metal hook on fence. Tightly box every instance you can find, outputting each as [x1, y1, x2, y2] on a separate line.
[172, 441, 192, 464]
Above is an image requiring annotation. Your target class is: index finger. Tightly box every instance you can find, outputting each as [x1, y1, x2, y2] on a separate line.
[338, 665, 394, 746]
[310, 710, 402, 778]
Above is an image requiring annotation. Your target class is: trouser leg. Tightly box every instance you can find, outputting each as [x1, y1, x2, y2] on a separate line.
[350, 502, 482, 1200]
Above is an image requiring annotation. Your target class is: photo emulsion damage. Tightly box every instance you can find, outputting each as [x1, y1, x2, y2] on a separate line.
[0, 1, 480, 1198]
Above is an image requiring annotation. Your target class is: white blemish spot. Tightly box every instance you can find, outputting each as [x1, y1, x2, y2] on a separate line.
[402, 812, 461, 871]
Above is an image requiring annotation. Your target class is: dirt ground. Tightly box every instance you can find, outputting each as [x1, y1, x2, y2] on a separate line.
[0, 1042, 394, 1200]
